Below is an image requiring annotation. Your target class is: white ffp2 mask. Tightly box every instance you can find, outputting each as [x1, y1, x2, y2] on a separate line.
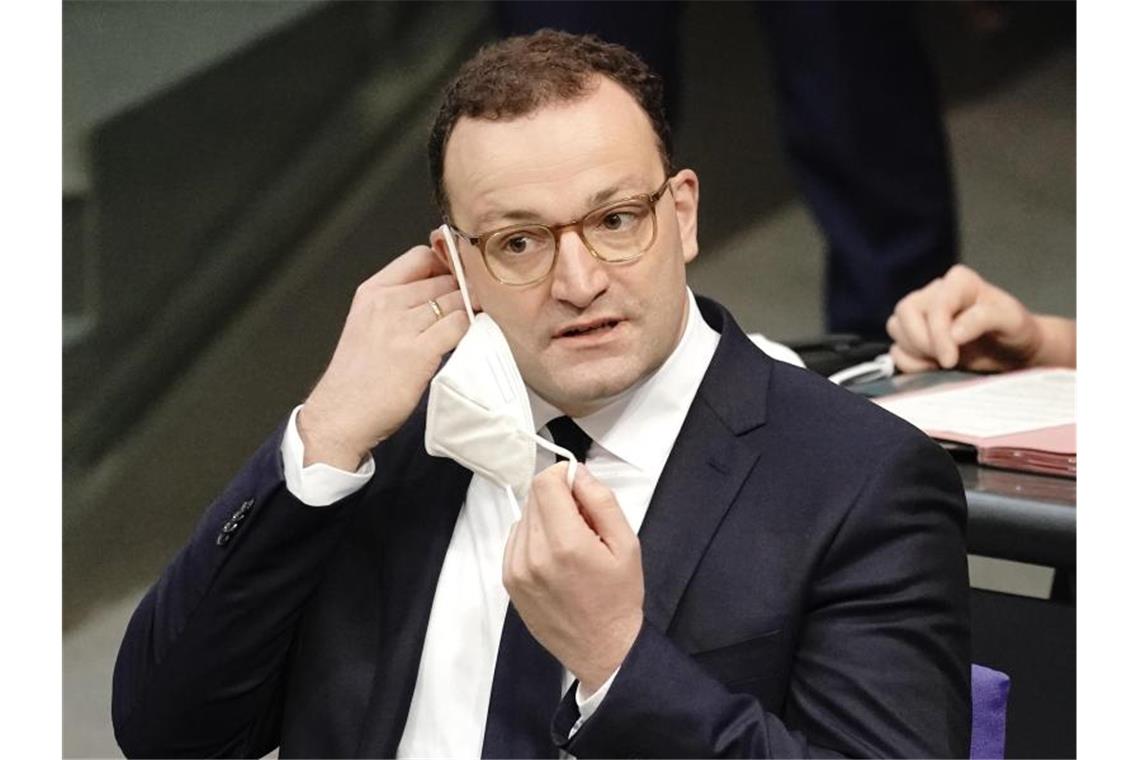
[423, 226, 578, 517]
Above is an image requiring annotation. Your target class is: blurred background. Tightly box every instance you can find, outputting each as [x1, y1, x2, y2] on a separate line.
[63, 1, 1074, 757]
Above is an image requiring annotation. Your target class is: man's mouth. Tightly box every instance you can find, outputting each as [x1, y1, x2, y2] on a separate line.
[555, 318, 623, 338]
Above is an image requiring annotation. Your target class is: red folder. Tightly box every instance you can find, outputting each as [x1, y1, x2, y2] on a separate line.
[923, 422, 1075, 478]
[875, 369, 1076, 478]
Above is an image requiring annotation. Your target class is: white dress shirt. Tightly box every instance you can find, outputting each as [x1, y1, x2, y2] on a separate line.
[280, 289, 722, 757]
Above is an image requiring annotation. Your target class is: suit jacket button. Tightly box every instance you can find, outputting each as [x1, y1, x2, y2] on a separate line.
[222, 520, 240, 534]
[216, 532, 232, 547]
[238, 498, 255, 514]
[230, 509, 248, 523]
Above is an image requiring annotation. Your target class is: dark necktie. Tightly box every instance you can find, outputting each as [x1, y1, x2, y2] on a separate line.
[545, 415, 593, 464]
[480, 417, 591, 759]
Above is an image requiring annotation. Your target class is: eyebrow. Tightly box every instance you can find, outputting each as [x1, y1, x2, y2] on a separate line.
[470, 177, 644, 231]
[585, 182, 626, 208]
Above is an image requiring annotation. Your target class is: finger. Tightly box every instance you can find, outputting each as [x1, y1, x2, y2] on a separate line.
[524, 481, 547, 554]
[891, 279, 944, 359]
[924, 300, 960, 370]
[571, 467, 634, 552]
[942, 264, 986, 300]
[893, 296, 936, 361]
[885, 314, 905, 345]
[524, 499, 550, 574]
[531, 463, 594, 541]
[418, 310, 470, 356]
[390, 274, 460, 309]
[890, 343, 940, 374]
[372, 245, 451, 287]
[928, 267, 988, 367]
[411, 290, 468, 333]
[949, 302, 1005, 346]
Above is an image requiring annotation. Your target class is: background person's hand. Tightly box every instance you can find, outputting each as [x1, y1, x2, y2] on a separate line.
[886, 264, 1072, 373]
[298, 245, 469, 470]
[504, 464, 644, 696]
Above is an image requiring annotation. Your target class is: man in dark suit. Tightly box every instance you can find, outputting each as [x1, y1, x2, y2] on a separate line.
[113, 30, 970, 758]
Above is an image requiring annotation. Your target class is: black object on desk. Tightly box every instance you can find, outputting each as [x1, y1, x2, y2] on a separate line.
[785, 334, 891, 378]
[846, 367, 977, 398]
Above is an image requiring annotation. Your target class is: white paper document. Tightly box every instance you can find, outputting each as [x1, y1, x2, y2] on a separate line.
[876, 369, 1075, 439]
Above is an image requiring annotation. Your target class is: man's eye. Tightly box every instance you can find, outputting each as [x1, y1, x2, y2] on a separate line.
[600, 211, 636, 231]
[503, 235, 533, 255]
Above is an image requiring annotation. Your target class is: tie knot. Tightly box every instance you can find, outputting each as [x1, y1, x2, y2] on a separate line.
[545, 416, 592, 463]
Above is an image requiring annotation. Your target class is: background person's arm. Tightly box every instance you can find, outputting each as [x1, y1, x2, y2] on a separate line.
[887, 263, 1075, 372]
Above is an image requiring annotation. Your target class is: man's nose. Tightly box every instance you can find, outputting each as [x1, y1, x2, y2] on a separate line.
[549, 229, 609, 308]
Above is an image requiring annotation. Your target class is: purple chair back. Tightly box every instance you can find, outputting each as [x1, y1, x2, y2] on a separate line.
[971, 664, 1010, 759]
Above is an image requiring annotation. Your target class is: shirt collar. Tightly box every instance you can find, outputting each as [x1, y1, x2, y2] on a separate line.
[528, 288, 721, 473]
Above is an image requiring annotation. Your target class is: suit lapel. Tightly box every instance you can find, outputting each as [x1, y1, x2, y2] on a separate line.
[638, 298, 772, 634]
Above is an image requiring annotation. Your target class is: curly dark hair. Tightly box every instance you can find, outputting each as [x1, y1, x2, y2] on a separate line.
[428, 29, 673, 217]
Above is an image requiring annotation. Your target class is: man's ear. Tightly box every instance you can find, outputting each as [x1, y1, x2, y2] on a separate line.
[670, 169, 700, 264]
[428, 227, 455, 273]
[428, 226, 482, 311]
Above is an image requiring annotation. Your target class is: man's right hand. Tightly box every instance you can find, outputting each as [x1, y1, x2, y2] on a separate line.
[298, 245, 470, 470]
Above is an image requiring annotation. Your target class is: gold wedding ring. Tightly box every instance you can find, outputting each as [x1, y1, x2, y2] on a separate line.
[427, 298, 444, 321]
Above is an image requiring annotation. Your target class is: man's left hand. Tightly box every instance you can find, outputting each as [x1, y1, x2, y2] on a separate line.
[503, 463, 644, 696]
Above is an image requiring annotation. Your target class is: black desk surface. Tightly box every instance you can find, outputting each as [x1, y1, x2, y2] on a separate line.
[851, 370, 1076, 570]
[958, 462, 1075, 569]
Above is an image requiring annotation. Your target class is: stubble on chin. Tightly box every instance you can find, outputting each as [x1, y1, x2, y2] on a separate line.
[530, 354, 643, 416]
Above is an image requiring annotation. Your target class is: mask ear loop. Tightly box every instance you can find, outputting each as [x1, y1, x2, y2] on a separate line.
[439, 224, 477, 325]
[533, 435, 580, 487]
[500, 435, 580, 522]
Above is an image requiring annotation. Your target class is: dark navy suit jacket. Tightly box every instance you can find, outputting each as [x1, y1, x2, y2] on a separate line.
[113, 297, 971, 758]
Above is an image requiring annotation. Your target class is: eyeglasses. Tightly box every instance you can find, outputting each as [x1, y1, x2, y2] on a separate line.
[446, 177, 673, 286]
